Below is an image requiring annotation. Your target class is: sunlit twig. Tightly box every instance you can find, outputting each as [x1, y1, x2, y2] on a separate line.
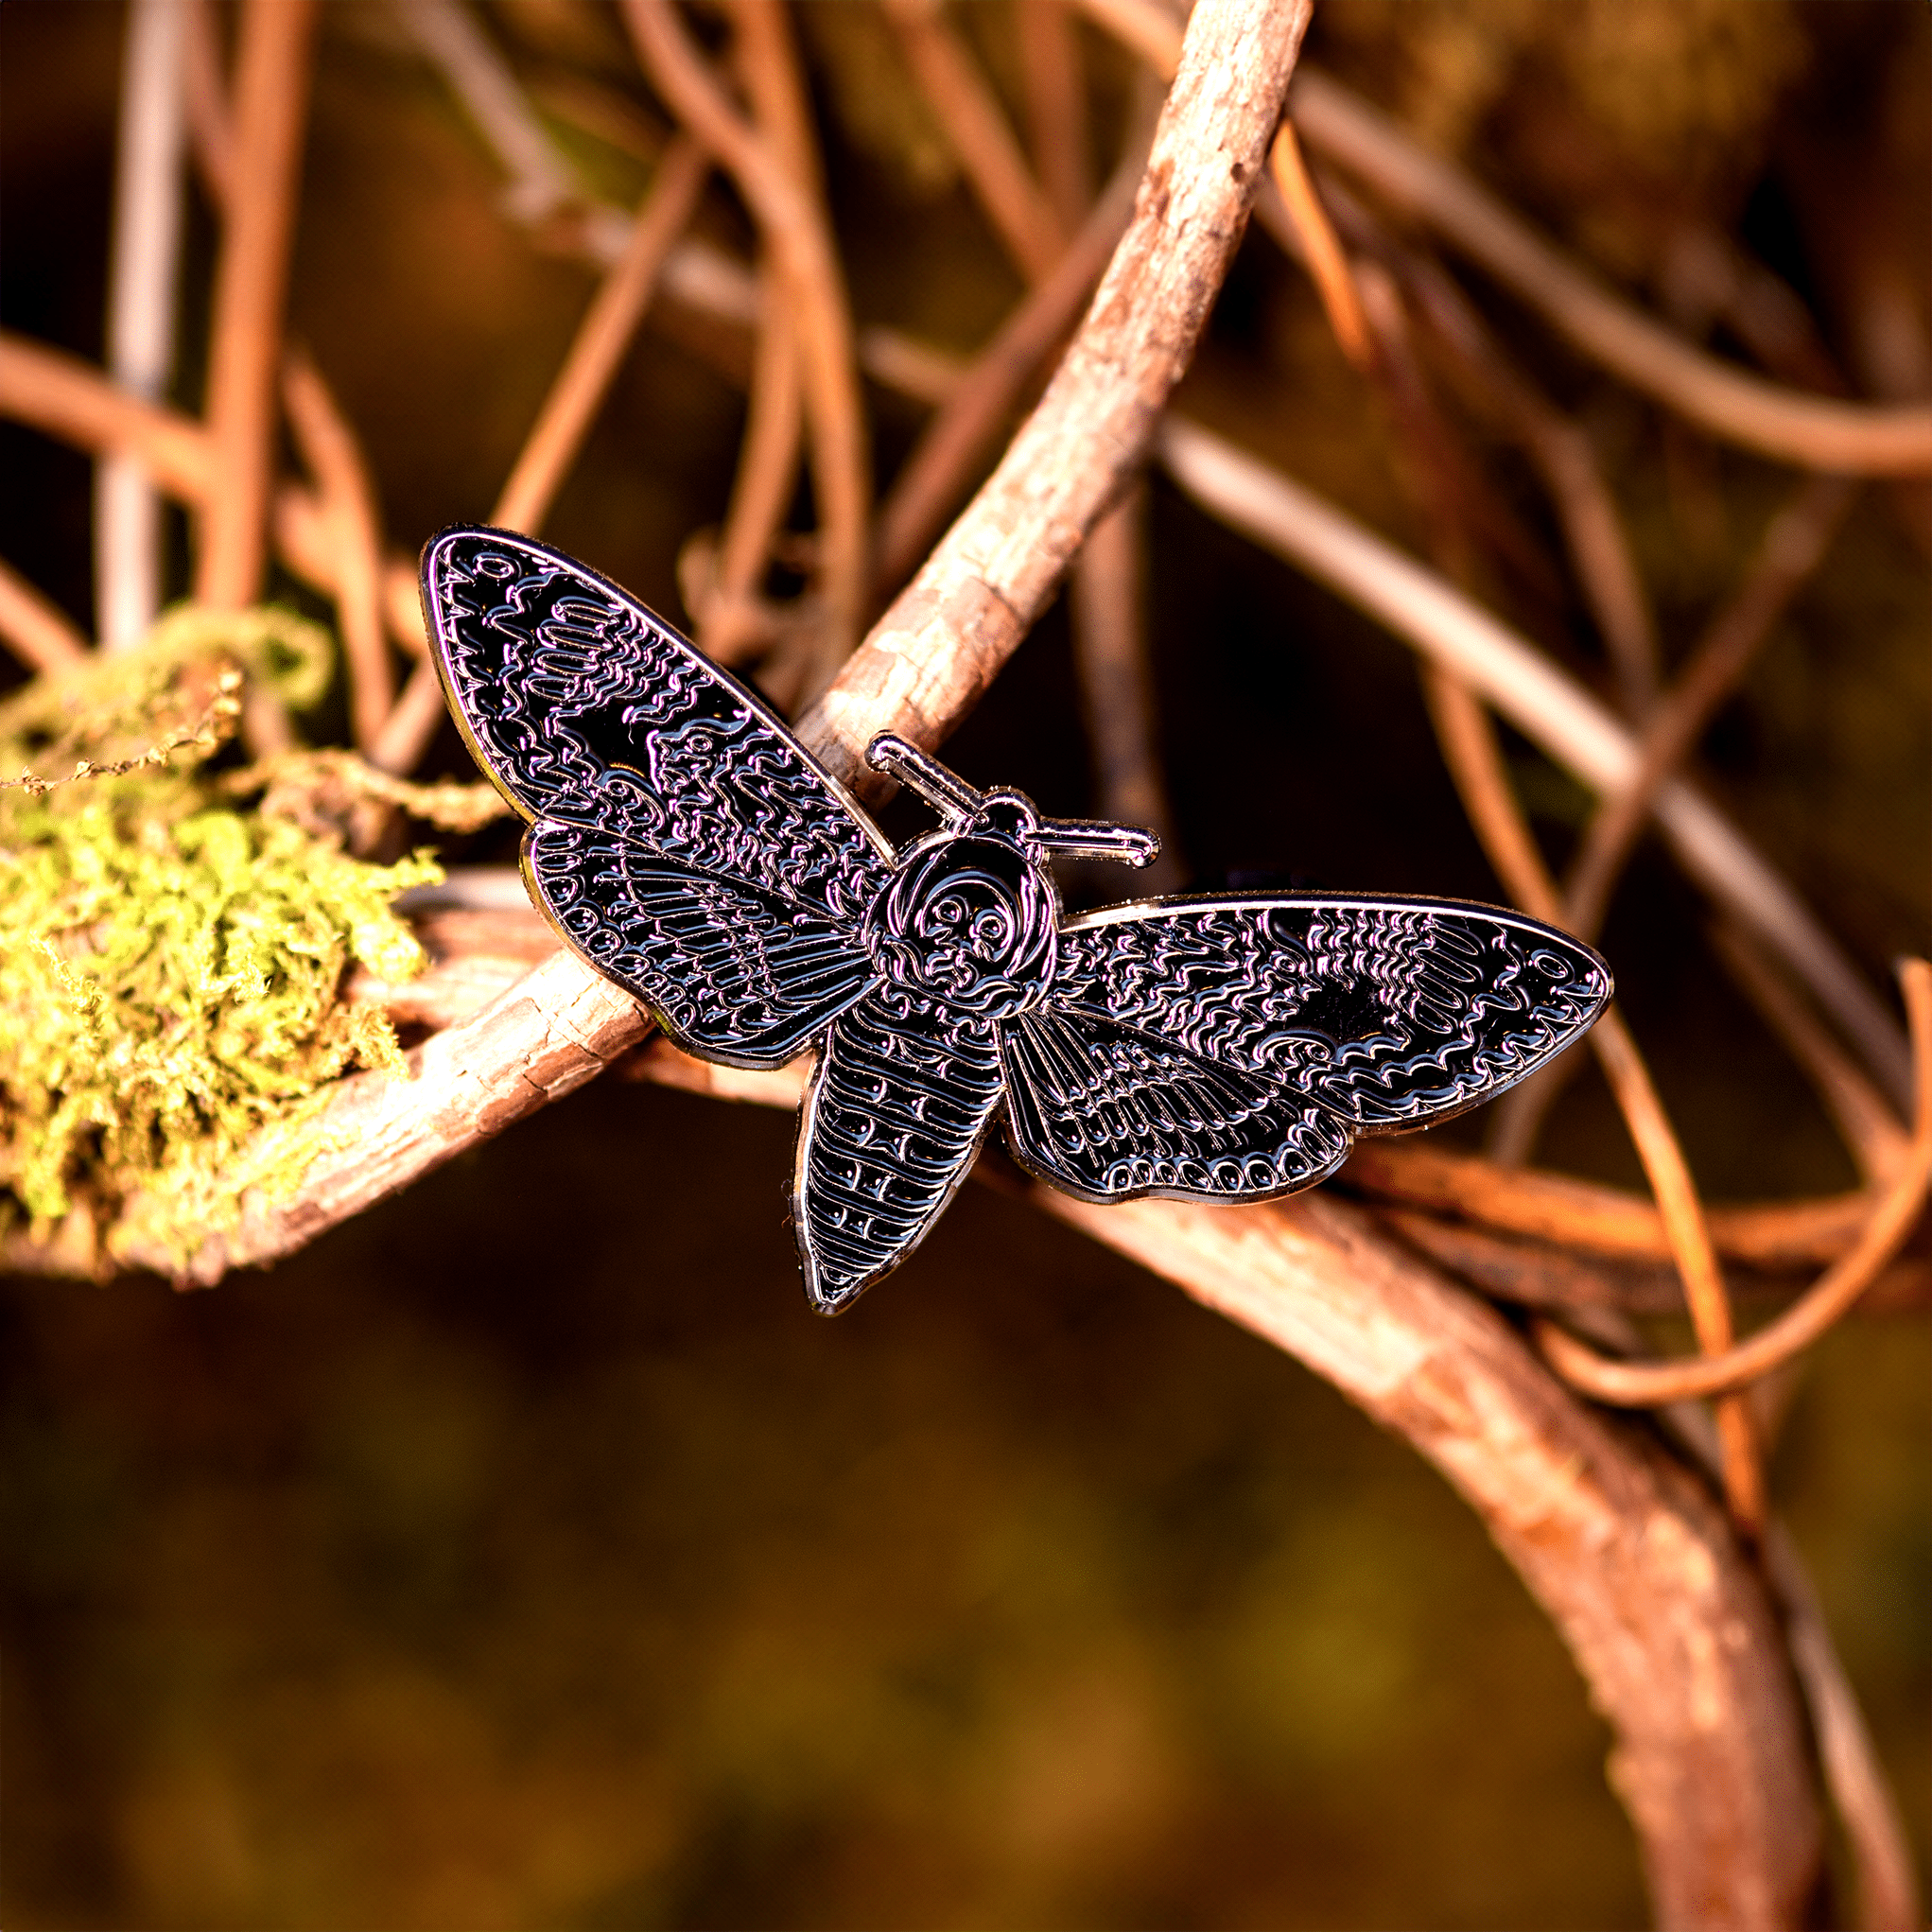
[490, 138, 708, 537]
[98, 0, 189, 654]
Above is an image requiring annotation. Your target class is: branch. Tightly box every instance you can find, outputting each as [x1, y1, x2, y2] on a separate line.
[1154, 416, 1912, 1102]
[193, 0, 316, 612]
[622, 0, 869, 683]
[1537, 961, 1932, 1404]
[798, 0, 1314, 790]
[489, 136, 708, 536]
[1288, 70, 1932, 479]
[0, 557, 91, 673]
[98, 0, 189, 653]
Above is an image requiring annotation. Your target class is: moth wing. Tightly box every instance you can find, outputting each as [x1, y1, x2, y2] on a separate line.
[422, 526, 892, 932]
[794, 995, 1006, 1312]
[526, 823, 877, 1069]
[1053, 896, 1610, 1131]
[999, 1006, 1350, 1204]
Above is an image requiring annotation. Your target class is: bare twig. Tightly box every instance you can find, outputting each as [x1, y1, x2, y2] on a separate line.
[490, 137, 708, 536]
[281, 348, 393, 755]
[1070, 482, 1183, 888]
[1537, 960, 1932, 1406]
[1031, 1182, 1819, 1928]
[1563, 474, 1860, 941]
[801, 0, 1313, 790]
[193, 0, 316, 614]
[98, 0, 189, 653]
[623, 0, 869, 690]
[1710, 921, 1909, 1189]
[882, 0, 1067, 286]
[1288, 71, 1932, 479]
[368, 662, 454, 777]
[1398, 250, 1663, 718]
[697, 272, 804, 663]
[1154, 417, 1912, 1101]
[870, 149, 1141, 594]
[0, 559, 91, 674]
[1266, 118, 1371, 373]
[1421, 665, 1765, 1532]
[398, 0, 577, 224]
[181, 0, 234, 211]
[1017, 0, 1089, 233]
[1764, 1529, 1925, 1932]
[0, 334, 214, 504]
[1341, 1141, 1874, 1272]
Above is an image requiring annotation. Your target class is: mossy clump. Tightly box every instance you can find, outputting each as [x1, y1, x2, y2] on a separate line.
[0, 610, 441, 1264]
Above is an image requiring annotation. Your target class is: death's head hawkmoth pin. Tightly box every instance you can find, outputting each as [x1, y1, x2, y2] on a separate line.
[422, 527, 1611, 1313]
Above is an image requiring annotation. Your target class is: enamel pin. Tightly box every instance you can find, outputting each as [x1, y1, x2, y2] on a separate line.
[422, 528, 1611, 1313]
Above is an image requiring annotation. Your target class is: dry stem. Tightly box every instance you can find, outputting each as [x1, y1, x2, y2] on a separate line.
[1537, 961, 1932, 1406]
[800, 0, 1314, 790]
[883, 0, 1066, 286]
[281, 347, 393, 755]
[490, 137, 708, 536]
[193, 0, 316, 613]
[0, 560, 91, 674]
[623, 0, 868, 688]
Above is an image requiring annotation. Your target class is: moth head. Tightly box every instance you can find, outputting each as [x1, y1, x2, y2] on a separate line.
[863, 815, 1058, 1017]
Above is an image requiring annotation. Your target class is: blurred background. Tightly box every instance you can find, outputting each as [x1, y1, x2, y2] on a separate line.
[2, 1, 1927, 1924]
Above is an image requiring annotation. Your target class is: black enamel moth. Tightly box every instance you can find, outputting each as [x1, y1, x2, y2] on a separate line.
[422, 527, 1611, 1313]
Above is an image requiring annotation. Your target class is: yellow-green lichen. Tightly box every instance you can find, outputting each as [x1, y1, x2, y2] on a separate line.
[1, 609, 442, 1266]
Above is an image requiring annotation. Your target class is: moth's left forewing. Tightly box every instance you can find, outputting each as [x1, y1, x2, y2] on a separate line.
[1051, 895, 1611, 1135]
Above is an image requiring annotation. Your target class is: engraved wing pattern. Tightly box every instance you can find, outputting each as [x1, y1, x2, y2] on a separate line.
[1001, 1007, 1351, 1203]
[423, 527, 1612, 1313]
[1044, 897, 1610, 1137]
[423, 529, 890, 1068]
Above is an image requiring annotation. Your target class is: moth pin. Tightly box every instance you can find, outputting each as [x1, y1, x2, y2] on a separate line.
[422, 528, 1611, 1312]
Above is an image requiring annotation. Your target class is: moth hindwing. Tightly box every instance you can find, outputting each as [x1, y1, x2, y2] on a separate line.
[423, 527, 1613, 1313]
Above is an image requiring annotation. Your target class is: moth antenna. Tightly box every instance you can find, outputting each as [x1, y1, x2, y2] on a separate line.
[1033, 819, 1161, 868]
[865, 733, 983, 824]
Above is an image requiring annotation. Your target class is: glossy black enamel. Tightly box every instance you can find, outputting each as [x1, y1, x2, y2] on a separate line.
[423, 527, 1613, 1313]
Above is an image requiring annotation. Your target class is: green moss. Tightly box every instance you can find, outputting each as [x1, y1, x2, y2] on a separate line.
[0, 609, 442, 1267]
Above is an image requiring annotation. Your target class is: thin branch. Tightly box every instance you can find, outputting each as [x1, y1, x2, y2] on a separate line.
[1, 331, 214, 502]
[1154, 416, 1912, 1102]
[398, 0, 578, 224]
[882, 0, 1067, 286]
[490, 137, 708, 536]
[1070, 482, 1184, 890]
[623, 0, 869, 689]
[281, 348, 393, 755]
[1031, 1182, 1821, 1928]
[1341, 1141, 1875, 1272]
[1289, 70, 1932, 479]
[697, 270, 805, 664]
[800, 0, 1313, 790]
[870, 148, 1141, 594]
[1563, 474, 1860, 940]
[181, 0, 234, 211]
[1710, 921, 1910, 1189]
[1537, 960, 1932, 1405]
[0, 558, 91, 674]
[1016, 0, 1089, 233]
[1422, 665, 1764, 1532]
[193, 0, 316, 612]
[1266, 119, 1371, 373]
[1764, 1529, 1925, 1932]
[1397, 248, 1663, 718]
[98, 0, 189, 653]
[368, 661, 453, 777]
